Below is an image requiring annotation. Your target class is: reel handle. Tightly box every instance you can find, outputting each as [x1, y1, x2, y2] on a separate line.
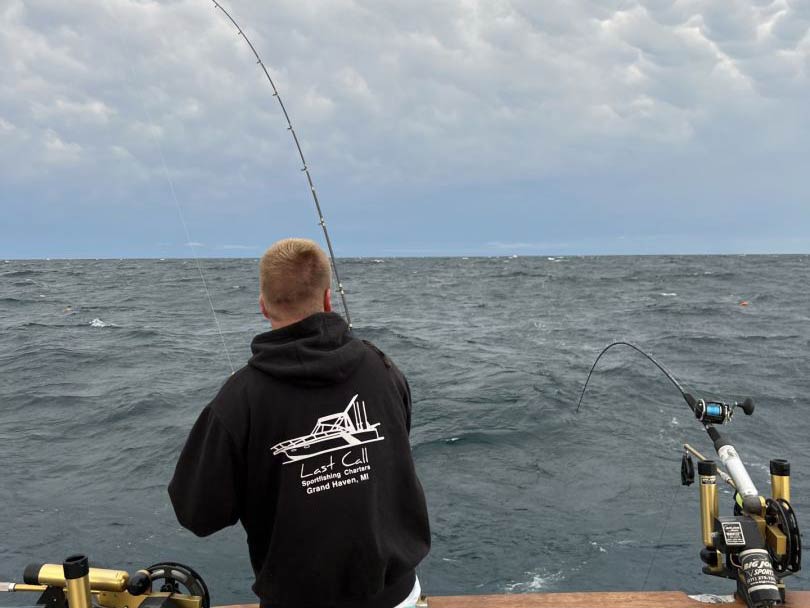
[740, 398, 755, 415]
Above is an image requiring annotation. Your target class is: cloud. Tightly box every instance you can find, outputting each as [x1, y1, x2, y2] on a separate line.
[0, 0, 808, 256]
[43, 129, 83, 164]
[31, 97, 115, 124]
[220, 244, 260, 250]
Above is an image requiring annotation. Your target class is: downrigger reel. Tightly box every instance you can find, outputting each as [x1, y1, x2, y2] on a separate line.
[580, 342, 802, 608]
[1, 555, 209, 608]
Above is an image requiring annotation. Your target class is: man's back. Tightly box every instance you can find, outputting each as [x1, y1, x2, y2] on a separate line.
[169, 312, 430, 608]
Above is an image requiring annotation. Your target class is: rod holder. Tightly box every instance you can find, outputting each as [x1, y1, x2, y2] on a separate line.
[63, 555, 92, 608]
[699, 460, 719, 547]
[770, 459, 791, 502]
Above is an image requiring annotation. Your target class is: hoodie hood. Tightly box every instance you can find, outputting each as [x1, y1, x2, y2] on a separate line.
[248, 312, 366, 387]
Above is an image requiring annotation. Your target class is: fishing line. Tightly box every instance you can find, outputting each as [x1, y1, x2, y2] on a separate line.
[211, 0, 352, 329]
[576, 341, 689, 412]
[154, 143, 236, 375]
[113, 1, 237, 376]
[640, 483, 680, 591]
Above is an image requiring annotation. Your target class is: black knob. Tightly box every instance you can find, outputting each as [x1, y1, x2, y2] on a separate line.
[700, 547, 719, 566]
[23, 563, 44, 585]
[740, 398, 755, 415]
[127, 570, 152, 596]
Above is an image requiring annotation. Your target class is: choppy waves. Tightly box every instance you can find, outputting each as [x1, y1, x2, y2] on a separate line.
[1, 255, 809, 602]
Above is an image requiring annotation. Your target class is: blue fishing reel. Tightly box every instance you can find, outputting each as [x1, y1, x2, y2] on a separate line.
[693, 397, 755, 425]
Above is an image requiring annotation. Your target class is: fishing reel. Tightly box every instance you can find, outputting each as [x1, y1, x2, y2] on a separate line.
[1, 555, 209, 608]
[692, 398, 755, 425]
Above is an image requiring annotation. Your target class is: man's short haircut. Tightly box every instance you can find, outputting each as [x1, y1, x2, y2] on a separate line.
[260, 238, 332, 319]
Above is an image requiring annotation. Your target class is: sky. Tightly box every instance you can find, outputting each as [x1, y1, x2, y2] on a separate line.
[1, 0, 809, 258]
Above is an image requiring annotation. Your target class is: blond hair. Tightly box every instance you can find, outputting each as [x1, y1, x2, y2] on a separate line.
[260, 238, 332, 319]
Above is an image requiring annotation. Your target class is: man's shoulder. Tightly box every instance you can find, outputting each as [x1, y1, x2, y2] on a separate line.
[357, 339, 408, 392]
[215, 365, 254, 395]
[359, 339, 394, 369]
[208, 366, 259, 420]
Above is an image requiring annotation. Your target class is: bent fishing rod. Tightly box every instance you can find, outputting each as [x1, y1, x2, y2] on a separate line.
[578, 341, 801, 608]
[577, 342, 756, 501]
[211, 0, 351, 329]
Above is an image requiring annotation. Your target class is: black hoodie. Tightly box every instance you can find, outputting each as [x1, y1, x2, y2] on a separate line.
[168, 313, 430, 608]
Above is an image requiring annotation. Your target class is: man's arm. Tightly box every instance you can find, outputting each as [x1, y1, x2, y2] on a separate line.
[168, 406, 244, 537]
[386, 362, 413, 434]
[401, 373, 413, 433]
[361, 339, 413, 433]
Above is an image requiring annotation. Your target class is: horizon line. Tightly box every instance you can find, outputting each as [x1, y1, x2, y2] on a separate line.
[3, 251, 809, 262]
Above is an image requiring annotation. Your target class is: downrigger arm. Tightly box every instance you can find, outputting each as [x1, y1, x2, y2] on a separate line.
[1, 554, 209, 608]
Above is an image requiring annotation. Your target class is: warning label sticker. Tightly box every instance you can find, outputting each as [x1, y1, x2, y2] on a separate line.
[721, 521, 746, 546]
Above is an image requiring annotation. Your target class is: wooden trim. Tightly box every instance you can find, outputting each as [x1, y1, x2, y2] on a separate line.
[428, 591, 810, 607]
[218, 589, 810, 608]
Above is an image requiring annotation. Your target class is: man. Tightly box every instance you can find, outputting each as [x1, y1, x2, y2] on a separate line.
[168, 238, 430, 608]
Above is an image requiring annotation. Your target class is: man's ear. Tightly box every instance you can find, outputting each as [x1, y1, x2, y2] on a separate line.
[259, 294, 271, 320]
[324, 288, 332, 313]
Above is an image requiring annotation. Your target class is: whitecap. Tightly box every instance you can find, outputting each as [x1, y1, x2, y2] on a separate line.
[504, 569, 564, 592]
[90, 318, 109, 328]
[660, 292, 678, 297]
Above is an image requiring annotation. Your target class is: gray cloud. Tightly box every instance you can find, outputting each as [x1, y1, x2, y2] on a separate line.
[1, 0, 808, 256]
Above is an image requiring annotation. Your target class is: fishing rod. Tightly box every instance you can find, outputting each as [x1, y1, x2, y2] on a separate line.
[211, 0, 352, 329]
[576, 341, 689, 413]
[579, 341, 802, 608]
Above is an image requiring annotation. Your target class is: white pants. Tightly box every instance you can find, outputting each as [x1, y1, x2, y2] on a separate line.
[392, 576, 421, 608]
